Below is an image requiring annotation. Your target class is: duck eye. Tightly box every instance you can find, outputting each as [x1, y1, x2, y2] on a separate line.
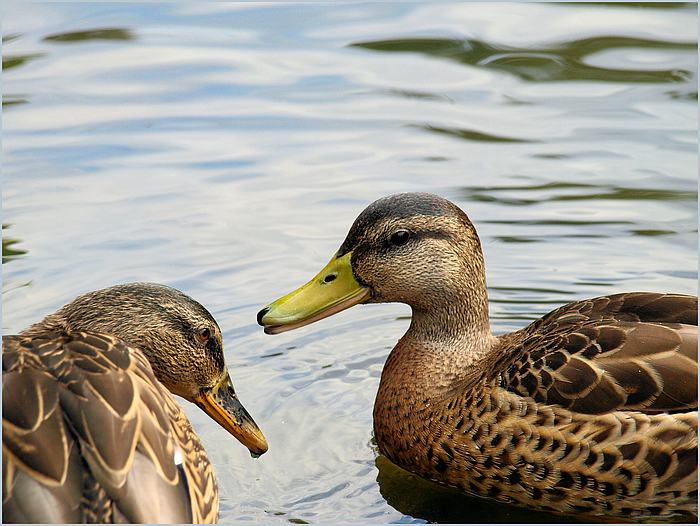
[198, 328, 211, 341]
[389, 230, 410, 246]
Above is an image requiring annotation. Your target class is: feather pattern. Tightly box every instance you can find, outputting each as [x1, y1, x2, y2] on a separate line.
[3, 283, 267, 523]
[497, 293, 698, 415]
[375, 292, 697, 520]
[3, 331, 212, 523]
[258, 192, 697, 521]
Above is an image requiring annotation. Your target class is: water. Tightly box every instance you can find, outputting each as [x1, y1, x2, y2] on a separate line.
[3, 2, 697, 523]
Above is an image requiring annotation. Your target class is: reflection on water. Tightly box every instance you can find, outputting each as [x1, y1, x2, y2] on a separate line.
[2, 224, 30, 316]
[410, 124, 534, 143]
[1, 51, 46, 72]
[2, 224, 27, 265]
[460, 182, 698, 206]
[2, 34, 45, 82]
[350, 36, 696, 84]
[43, 28, 134, 43]
[2, 2, 696, 523]
[375, 456, 583, 524]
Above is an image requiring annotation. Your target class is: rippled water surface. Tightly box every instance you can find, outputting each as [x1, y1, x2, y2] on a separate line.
[3, 3, 697, 523]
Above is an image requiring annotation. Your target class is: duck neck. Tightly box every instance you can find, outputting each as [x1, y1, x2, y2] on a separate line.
[379, 279, 495, 403]
[407, 254, 492, 343]
[408, 292, 491, 345]
[373, 295, 496, 469]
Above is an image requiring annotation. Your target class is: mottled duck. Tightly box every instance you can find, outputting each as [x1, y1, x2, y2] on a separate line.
[3, 282, 267, 523]
[258, 192, 697, 521]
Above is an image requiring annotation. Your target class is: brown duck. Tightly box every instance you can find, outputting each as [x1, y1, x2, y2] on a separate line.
[3, 282, 268, 523]
[258, 192, 697, 521]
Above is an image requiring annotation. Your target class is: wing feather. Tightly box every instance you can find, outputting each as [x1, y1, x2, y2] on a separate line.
[499, 293, 698, 415]
[2, 331, 218, 523]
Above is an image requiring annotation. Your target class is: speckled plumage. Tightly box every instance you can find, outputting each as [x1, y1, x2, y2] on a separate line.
[3, 283, 266, 523]
[260, 192, 698, 521]
[374, 292, 697, 520]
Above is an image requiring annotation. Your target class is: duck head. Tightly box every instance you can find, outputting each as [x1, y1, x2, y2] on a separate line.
[258, 192, 491, 339]
[24, 282, 268, 456]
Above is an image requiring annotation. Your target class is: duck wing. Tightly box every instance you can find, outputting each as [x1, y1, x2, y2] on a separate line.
[2, 331, 218, 523]
[497, 292, 697, 415]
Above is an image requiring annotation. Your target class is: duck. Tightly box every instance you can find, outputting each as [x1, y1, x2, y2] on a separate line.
[3, 282, 268, 523]
[258, 192, 697, 521]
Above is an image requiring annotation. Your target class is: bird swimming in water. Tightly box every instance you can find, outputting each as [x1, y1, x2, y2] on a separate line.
[3, 282, 268, 523]
[259, 192, 697, 521]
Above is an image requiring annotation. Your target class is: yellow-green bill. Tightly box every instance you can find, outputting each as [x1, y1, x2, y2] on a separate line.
[258, 252, 370, 334]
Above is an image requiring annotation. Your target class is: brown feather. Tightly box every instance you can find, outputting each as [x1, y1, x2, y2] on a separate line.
[4, 283, 266, 523]
[273, 193, 698, 521]
[2, 331, 209, 523]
